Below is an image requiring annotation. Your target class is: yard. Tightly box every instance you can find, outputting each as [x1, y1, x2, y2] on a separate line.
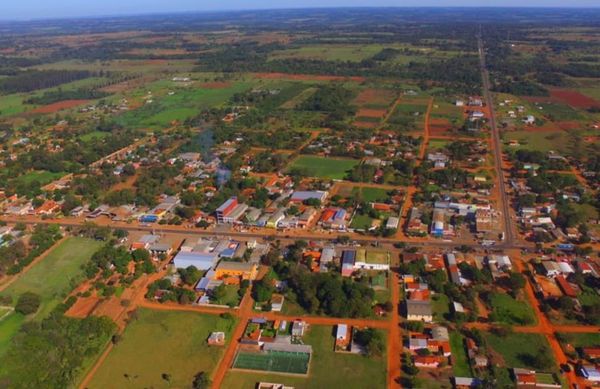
[222, 325, 387, 389]
[87, 309, 237, 389]
[288, 155, 359, 180]
[431, 293, 450, 322]
[449, 331, 472, 377]
[484, 332, 555, 370]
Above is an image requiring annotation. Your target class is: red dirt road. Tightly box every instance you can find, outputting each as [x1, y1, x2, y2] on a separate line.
[30, 99, 90, 114]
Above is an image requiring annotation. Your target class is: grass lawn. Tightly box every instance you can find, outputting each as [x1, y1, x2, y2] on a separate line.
[488, 292, 536, 326]
[0, 237, 103, 320]
[268, 44, 388, 62]
[359, 187, 391, 203]
[223, 325, 387, 389]
[449, 331, 472, 377]
[484, 332, 555, 370]
[557, 332, 600, 348]
[13, 170, 65, 186]
[0, 312, 24, 357]
[213, 285, 241, 307]
[502, 130, 570, 154]
[350, 214, 375, 230]
[88, 309, 237, 389]
[288, 155, 359, 180]
[431, 293, 450, 322]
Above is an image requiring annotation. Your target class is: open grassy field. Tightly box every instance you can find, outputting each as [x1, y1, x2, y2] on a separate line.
[88, 309, 237, 389]
[0, 312, 24, 357]
[268, 44, 389, 62]
[449, 331, 471, 377]
[288, 155, 359, 180]
[488, 292, 536, 326]
[0, 237, 103, 319]
[431, 293, 450, 322]
[557, 332, 600, 348]
[222, 325, 387, 389]
[502, 130, 570, 154]
[484, 332, 556, 370]
[116, 81, 252, 129]
[350, 214, 375, 230]
[12, 170, 66, 186]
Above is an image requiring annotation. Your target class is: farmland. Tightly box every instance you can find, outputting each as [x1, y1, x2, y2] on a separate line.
[88, 309, 237, 389]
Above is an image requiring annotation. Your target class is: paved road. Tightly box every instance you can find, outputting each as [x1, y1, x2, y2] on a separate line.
[0, 216, 534, 252]
[478, 35, 515, 246]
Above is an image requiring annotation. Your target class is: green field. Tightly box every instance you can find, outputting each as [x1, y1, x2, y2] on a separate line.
[13, 170, 65, 186]
[269, 44, 389, 62]
[503, 130, 570, 154]
[0, 312, 24, 356]
[116, 81, 252, 129]
[484, 332, 556, 370]
[223, 325, 387, 389]
[88, 309, 237, 389]
[449, 331, 471, 377]
[356, 187, 391, 203]
[557, 332, 600, 348]
[488, 293, 536, 326]
[288, 155, 359, 179]
[0, 237, 103, 319]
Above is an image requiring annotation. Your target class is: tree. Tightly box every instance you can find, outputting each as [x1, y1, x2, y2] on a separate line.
[15, 292, 41, 315]
[192, 371, 211, 389]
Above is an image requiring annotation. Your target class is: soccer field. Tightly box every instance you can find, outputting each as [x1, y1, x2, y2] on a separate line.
[233, 350, 310, 374]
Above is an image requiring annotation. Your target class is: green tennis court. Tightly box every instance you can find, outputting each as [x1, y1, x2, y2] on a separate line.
[233, 350, 310, 374]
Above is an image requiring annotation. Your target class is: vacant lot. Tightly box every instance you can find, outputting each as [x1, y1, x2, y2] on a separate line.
[485, 332, 555, 370]
[488, 293, 536, 326]
[288, 155, 359, 180]
[88, 309, 237, 389]
[223, 325, 387, 389]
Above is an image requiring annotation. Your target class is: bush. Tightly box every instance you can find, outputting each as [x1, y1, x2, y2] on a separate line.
[15, 292, 41, 315]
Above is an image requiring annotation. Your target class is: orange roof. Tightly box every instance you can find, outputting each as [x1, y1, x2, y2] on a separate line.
[372, 203, 392, 211]
[516, 374, 536, 384]
[414, 355, 439, 364]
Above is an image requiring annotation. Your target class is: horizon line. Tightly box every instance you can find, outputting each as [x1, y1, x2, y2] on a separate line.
[1, 5, 600, 23]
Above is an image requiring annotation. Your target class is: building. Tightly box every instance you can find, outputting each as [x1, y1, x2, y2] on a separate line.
[257, 384, 294, 389]
[216, 197, 248, 224]
[289, 190, 328, 203]
[291, 320, 307, 338]
[406, 300, 433, 322]
[271, 294, 285, 312]
[413, 355, 440, 368]
[341, 250, 356, 277]
[215, 261, 258, 281]
[172, 251, 218, 270]
[353, 249, 390, 271]
[386, 216, 400, 230]
[207, 332, 225, 346]
[335, 324, 349, 349]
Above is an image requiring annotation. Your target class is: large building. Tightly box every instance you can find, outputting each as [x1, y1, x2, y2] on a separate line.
[216, 197, 248, 224]
[215, 261, 258, 281]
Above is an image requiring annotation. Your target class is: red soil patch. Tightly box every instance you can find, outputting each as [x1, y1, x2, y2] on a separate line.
[584, 136, 599, 143]
[353, 121, 379, 129]
[66, 296, 101, 318]
[429, 118, 453, 136]
[353, 88, 396, 107]
[556, 121, 582, 131]
[201, 81, 232, 89]
[356, 108, 387, 118]
[253, 72, 365, 82]
[550, 89, 600, 109]
[30, 99, 90, 114]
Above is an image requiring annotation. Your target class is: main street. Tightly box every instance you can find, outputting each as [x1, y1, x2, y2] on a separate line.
[478, 34, 516, 246]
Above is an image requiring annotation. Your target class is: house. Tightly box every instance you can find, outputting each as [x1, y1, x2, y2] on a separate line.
[215, 261, 258, 281]
[580, 365, 600, 382]
[341, 250, 356, 277]
[454, 377, 482, 389]
[335, 324, 349, 349]
[523, 115, 536, 125]
[207, 332, 225, 346]
[35, 200, 60, 215]
[555, 275, 577, 298]
[428, 152, 450, 168]
[257, 383, 294, 389]
[386, 216, 400, 230]
[406, 300, 433, 322]
[413, 355, 440, 368]
[513, 368, 536, 387]
[291, 320, 307, 338]
[541, 261, 561, 278]
[271, 294, 285, 312]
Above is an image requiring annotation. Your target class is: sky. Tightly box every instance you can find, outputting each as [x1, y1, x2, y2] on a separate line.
[2, 0, 599, 20]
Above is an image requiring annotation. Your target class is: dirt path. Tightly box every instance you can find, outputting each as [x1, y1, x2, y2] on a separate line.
[0, 237, 67, 293]
[79, 342, 114, 389]
[418, 97, 434, 161]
